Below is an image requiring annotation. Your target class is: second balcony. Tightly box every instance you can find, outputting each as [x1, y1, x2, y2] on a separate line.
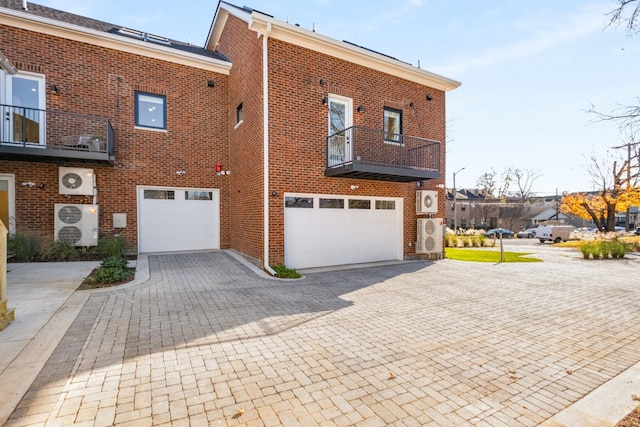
[325, 126, 441, 183]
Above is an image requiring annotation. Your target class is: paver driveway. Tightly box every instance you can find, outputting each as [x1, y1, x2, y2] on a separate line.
[6, 249, 640, 426]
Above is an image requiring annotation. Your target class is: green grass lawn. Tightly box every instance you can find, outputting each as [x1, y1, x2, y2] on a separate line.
[445, 248, 543, 262]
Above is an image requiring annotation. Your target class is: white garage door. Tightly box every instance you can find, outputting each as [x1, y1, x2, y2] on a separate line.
[138, 187, 219, 253]
[284, 194, 403, 269]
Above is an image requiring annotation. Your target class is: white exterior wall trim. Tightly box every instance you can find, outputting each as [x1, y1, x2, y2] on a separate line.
[247, 15, 460, 91]
[0, 8, 231, 74]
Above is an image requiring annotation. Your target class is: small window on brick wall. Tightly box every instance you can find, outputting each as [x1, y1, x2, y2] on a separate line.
[236, 103, 243, 125]
[135, 91, 166, 130]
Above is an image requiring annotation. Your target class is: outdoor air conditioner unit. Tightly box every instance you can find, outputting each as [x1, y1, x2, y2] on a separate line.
[416, 190, 438, 214]
[54, 204, 99, 246]
[416, 217, 443, 254]
[59, 167, 95, 196]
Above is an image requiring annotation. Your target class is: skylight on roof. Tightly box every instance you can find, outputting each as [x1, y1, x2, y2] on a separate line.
[118, 28, 171, 46]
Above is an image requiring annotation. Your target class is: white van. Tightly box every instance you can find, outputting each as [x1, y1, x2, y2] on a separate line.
[536, 225, 574, 243]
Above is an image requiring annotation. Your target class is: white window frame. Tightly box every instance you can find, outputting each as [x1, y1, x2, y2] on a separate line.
[2, 70, 46, 145]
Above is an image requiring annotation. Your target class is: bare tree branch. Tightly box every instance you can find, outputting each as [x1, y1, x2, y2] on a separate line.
[607, 0, 640, 35]
[512, 168, 541, 200]
[591, 1, 640, 129]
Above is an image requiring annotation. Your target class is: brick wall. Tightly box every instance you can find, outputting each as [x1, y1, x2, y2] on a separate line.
[216, 18, 448, 266]
[0, 25, 230, 250]
[265, 38, 447, 264]
[217, 15, 266, 263]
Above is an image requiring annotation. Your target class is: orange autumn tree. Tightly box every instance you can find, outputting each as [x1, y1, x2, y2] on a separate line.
[561, 150, 640, 231]
[562, 189, 640, 231]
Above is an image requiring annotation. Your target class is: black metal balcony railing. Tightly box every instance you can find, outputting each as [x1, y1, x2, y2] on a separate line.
[325, 126, 441, 182]
[0, 104, 114, 165]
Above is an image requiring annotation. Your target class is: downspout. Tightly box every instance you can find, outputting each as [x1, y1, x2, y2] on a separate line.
[262, 22, 277, 276]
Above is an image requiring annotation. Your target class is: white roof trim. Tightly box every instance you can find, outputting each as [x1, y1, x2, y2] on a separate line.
[247, 13, 460, 91]
[206, 2, 251, 51]
[0, 7, 231, 75]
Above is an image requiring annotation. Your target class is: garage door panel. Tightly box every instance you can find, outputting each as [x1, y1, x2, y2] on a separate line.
[138, 187, 219, 253]
[285, 195, 402, 269]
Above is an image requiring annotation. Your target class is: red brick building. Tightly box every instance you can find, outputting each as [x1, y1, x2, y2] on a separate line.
[0, 1, 460, 271]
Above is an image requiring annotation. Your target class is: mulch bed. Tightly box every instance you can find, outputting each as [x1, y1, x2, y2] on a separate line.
[616, 407, 640, 427]
[77, 267, 136, 290]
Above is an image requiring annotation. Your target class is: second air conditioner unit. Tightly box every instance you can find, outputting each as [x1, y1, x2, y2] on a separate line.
[416, 190, 438, 214]
[54, 204, 99, 246]
[416, 217, 443, 254]
[59, 167, 95, 196]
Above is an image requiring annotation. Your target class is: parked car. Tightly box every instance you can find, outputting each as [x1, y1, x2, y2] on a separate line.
[636, 227, 640, 236]
[484, 228, 514, 239]
[575, 227, 596, 234]
[517, 228, 537, 238]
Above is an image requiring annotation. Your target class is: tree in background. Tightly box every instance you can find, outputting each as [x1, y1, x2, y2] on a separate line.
[512, 168, 541, 200]
[590, 0, 640, 130]
[574, 1, 640, 231]
[475, 167, 540, 200]
[561, 148, 640, 231]
[476, 169, 498, 197]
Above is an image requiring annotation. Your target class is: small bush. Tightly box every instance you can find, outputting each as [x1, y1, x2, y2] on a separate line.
[578, 239, 627, 260]
[445, 235, 456, 247]
[271, 264, 302, 279]
[610, 239, 628, 258]
[95, 256, 133, 284]
[92, 235, 131, 259]
[39, 239, 79, 261]
[8, 233, 40, 261]
[579, 243, 593, 259]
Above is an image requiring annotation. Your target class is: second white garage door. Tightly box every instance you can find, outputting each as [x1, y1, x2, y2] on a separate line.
[284, 194, 403, 269]
[138, 187, 220, 253]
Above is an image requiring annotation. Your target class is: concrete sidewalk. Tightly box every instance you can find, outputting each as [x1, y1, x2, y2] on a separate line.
[1, 249, 640, 426]
[0, 261, 97, 424]
[0, 257, 149, 425]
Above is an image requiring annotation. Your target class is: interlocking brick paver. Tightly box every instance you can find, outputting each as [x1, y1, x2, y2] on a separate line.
[6, 249, 640, 425]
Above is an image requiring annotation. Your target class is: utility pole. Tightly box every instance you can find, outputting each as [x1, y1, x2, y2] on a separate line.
[611, 140, 640, 230]
[453, 167, 465, 232]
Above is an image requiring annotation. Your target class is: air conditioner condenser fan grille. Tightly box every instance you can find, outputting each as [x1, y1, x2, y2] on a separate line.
[61, 173, 83, 189]
[424, 236, 436, 251]
[57, 226, 82, 244]
[423, 195, 433, 208]
[424, 220, 436, 235]
[57, 205, 83, 224]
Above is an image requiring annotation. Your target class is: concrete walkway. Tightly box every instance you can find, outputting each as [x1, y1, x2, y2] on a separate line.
[1, 248, 639, 426]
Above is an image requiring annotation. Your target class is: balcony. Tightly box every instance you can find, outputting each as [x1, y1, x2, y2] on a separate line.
[325, 126, 441, 183]
[0, 104, 115, 166]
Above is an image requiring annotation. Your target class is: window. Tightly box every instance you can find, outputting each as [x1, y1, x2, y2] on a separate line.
[144, 190, 174, 199]
[349, 199, 371, 209]
[135, 91, 166, 130]
[285, 197, 313, 208]
[185, 191, 212, 200]
[3, 72, 46, 145]
[375, 200, 396, 210]
[319, 198, 344, 209]
[383, 107, 402, 143]
[236, 103, 243, 125]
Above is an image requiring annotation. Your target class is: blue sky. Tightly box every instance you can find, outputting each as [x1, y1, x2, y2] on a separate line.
[38, 0, 640, 195]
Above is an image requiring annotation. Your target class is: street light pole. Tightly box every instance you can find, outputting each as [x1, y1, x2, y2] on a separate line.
[453, 167, 465, 232]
